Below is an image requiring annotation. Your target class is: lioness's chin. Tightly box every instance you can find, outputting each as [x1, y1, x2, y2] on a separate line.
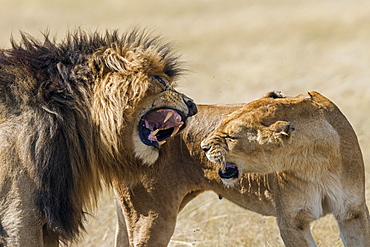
[221, 177, 239, 187]
[218, 163, 240, 187]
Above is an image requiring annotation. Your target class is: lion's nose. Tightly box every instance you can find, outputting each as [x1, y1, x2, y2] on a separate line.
[184, 98, 197, 117]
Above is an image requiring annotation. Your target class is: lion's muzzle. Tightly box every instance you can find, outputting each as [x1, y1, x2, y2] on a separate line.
[139, 94, 197, 148]
[139, 108, 185, 148]
[183, 96, 197, 117]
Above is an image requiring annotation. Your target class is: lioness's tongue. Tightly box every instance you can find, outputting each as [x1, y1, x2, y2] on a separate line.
[221, 163, 237, 172]
[219, 163, 239, 179]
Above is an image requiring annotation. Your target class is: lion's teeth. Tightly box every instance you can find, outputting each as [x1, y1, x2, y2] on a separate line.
[163, 111, 174, 123]
[170, 126, 180, 137]
[158, 140, 166, 146]
[151, 129, 160, 136]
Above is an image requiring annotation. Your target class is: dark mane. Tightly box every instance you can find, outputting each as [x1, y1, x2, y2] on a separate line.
[0, 29, 182, 243]
[0, 30, 181, 119]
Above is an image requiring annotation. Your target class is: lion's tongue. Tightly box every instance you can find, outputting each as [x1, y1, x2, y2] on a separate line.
[144, 109, 184, 143]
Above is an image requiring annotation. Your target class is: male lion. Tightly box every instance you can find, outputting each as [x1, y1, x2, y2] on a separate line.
[0, 29, 197, 246]
[201, 91, 370, 246]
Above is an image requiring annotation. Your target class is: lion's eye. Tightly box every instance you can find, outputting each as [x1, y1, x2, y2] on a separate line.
[153, 75, 170, 90]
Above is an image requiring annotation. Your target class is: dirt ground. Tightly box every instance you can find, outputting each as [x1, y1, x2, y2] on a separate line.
[1, 0, 370, 246]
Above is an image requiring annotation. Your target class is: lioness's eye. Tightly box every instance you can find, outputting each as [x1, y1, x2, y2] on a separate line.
[224, 135, 236, 141]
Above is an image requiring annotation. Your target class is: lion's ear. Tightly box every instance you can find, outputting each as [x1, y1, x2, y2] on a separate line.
[93, 48, 136, 75]
[257, 121, 294, 145]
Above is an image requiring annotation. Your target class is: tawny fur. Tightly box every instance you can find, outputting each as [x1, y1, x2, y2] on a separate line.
[114, 92, 369, 247]
[0, 29, 195, 246]
[202, 91, 370, 246]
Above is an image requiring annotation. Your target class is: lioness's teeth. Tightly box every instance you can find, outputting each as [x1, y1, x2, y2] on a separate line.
[163, 111, 174, 123]
[170, 126, 180, 137]
[151, 129, 160, 136]
[158, 140, 166, 146]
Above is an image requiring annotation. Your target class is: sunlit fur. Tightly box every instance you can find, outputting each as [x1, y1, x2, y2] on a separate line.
[201, 92, 370, 246]
[113, 95, 369, 246]
[0, 29, 193, 246]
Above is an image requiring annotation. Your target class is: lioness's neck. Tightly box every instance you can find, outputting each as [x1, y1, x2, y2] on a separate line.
[181, 104, 277, 216]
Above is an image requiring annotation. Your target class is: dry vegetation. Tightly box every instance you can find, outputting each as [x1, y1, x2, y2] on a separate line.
[1, 0, 370, 246]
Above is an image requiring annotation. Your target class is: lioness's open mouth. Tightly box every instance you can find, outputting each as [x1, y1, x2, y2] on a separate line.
[139, 109, 185, 148]
[219, 163, 239, 179]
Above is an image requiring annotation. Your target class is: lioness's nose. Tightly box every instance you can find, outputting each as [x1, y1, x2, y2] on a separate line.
[184, 98, 197, 116]
[200, 141, 210, 152]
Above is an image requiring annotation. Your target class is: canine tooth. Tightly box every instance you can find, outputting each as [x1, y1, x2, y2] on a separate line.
[170, 126, 180, 137]
[158, 140, 166, 146]
[151, 129, 160, 136]
[163, 111, 174, 123]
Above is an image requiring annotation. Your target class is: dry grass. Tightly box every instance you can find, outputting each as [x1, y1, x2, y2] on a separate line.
[1, 0, 370, 246]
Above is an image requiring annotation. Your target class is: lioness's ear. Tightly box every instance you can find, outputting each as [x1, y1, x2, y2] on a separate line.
[269, 121, 294, 137]
[257, 121, 294, 145]
[92, 48, 136, 75]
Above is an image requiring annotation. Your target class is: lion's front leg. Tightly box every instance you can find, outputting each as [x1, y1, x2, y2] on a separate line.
[113, 183, 179, 247]
[0, 174, 45, 247]
[42, 225, 59, 247]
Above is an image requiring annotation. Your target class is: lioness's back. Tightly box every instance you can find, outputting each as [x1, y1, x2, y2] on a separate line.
[310, 91, 365, 182]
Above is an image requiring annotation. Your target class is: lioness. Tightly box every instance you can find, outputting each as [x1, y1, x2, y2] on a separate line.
[113, 92, 369, 246]
[201, 91, 370, 246]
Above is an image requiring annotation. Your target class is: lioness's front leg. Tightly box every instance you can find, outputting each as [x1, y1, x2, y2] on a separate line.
[113, 182, 180, 247]
[334, 203, 370, 247]
[276, 212, 317, 247]
[273, 178, 318, 247]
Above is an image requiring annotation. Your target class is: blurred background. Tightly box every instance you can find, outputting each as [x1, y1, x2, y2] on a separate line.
[1, 0, 370, 246]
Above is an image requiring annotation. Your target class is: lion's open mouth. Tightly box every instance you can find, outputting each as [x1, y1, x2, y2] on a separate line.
[219, 163, 239, 179]
[139, 109, 185, 148]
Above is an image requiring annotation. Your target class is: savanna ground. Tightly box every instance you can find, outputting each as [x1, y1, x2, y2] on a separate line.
[1, 0, 370, 246]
